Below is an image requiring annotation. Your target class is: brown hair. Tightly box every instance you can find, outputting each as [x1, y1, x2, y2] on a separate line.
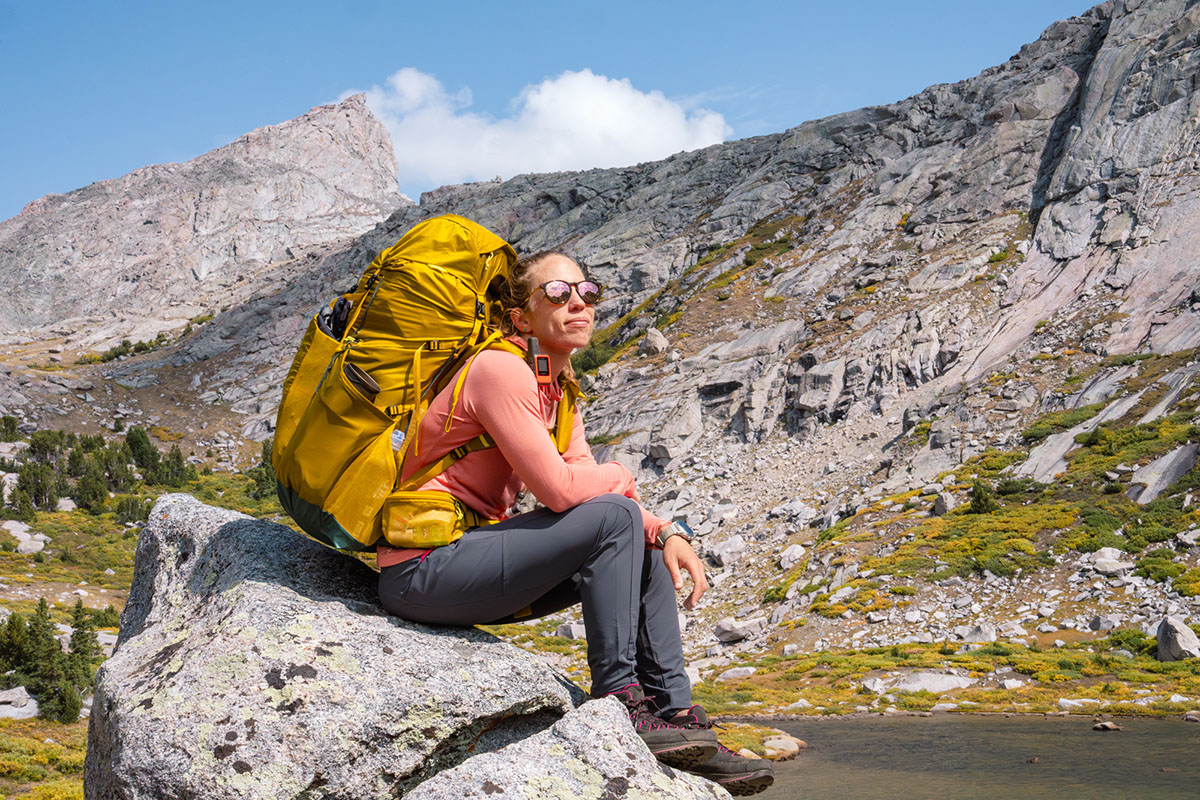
[496, 250, 581, 387]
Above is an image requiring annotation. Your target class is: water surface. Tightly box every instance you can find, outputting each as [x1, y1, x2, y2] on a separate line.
[757, 715, 1200, 800]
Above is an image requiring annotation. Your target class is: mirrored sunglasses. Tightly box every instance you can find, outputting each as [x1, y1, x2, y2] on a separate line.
[534, 279, 603, 305]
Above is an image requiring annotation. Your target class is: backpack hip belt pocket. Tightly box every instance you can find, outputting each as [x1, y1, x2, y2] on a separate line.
[383, 490, 482, 548]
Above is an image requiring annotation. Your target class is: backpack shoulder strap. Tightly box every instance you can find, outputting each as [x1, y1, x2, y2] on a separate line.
[398, 338, 579, 491]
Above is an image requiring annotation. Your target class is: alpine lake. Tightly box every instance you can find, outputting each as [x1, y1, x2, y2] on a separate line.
[753, 713, 1200, 800]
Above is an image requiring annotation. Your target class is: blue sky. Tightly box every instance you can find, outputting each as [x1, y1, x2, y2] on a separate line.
[0, 0, 1097, 220]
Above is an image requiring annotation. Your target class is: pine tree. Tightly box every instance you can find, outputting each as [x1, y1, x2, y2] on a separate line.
[969, 479, 997, 514]
[66, 599, 100, 689]
[66, 446, 86, 477]
[39, 680, 82, 723]
[97, 442, 136, 492]
[246, 438, 276, 499]
[74, 459, 108, 514]
[27, 598, 66, 696]
[16, 462, 58, 510]
[0, 612, 30, 674]
[125, 427, 159, 474]
[158, 444, 195, 487]
[6, 488, 35, 523]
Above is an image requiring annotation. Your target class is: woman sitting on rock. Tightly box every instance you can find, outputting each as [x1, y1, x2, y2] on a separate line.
[377, 251, 773, 795]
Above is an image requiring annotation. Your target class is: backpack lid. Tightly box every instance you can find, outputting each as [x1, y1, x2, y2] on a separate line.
[371, 214, 516, 292]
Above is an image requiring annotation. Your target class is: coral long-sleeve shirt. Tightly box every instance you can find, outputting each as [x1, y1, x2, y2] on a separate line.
[376, 345, 667, 567]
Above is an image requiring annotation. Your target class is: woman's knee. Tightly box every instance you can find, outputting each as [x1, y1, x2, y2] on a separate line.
[583, 493, 641, 544]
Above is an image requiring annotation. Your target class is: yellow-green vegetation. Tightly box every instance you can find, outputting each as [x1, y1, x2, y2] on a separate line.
[1102, 352, 1155, 368]
[1022, 402, 1106, 442]
[689, 635, 1200, 717]
[2, 511, 137, 592]
[706, 267, 745, 293]
[75, 333, 170, 365]
[693, 242, 735, 270]
[810, 580, 890, 618]
[966, 449, 1025, 477]
[909, 418, 933, 445]
[763, 568, 818, 604]
[189, 470, 284, 520]
[146, 426, 184, 443]
[864, 501, 1071, 580]
[1066, 414, 1199, 486]
[706, 722, 783, 757]
[742, 238, 792, 267]
[479, 619, 590, 683]
[0, 718, 87, 800]
[1063, 363, 1099, 386]
[585, 431, 631, 447]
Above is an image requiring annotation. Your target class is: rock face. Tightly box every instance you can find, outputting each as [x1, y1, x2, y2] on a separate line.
[0, 94, 404, 338]
[86, 494, 605, 799]
[1157, 616, 1200, 661]
[1128, 443, 1200, 504]
[405, 699, 729, 800]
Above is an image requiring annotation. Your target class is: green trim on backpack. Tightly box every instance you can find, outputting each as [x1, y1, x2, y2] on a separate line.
[276, 482, 373, 553]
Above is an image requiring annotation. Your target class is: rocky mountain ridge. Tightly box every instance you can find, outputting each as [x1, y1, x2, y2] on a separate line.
[0, 94, 406, 344]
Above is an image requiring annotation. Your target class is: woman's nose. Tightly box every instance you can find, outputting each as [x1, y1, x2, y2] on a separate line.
[567, 287, 587, 309]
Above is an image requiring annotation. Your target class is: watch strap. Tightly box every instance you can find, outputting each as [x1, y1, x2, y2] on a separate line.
[656, 520, 693, 548]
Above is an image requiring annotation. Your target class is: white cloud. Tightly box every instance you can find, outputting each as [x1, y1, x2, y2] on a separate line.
[344, 68, 731, 196]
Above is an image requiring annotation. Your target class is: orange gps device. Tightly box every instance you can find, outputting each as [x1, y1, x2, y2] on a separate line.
[527, 338, 553, 385]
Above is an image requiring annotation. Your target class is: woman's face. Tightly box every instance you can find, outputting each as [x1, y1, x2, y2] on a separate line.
[512, 255, 595, 356]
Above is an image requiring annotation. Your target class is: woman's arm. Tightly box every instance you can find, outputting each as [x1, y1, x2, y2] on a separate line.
[463, 351, 637, 512]
[563, 401, 673, 545]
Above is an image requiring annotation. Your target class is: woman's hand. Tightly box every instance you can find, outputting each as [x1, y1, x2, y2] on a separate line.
[662, 536, 708, 611]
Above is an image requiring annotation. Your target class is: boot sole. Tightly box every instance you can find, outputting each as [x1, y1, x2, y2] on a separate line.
[651, 741, 720, 770]
[715, 769, 775, 796]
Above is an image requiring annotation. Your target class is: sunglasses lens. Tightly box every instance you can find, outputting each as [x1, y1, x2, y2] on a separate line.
[579, 281, 602, 303]
[543, 280, 572, 303]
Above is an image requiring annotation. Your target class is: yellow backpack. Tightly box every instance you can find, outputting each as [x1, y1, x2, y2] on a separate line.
[272, 214, 574, 552]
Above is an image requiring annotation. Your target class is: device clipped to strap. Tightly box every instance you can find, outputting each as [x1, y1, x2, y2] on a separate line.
[527, 337, 553, 386]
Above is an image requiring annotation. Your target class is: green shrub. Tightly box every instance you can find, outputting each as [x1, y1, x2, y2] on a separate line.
[995, 478, 1028, 496]
[571, 339, 618, 374]
[1135, 549, 1184, 582]
[968, 480, 997, 514]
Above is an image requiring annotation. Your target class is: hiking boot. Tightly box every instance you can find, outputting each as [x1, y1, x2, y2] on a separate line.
[665, 705, 775, 796]
[601, 684, 718, 769]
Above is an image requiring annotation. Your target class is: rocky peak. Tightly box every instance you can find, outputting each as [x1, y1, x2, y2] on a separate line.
[0, 94, 407, 339]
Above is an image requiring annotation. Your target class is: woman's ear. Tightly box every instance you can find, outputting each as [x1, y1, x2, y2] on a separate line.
[510, 307, 530, 333]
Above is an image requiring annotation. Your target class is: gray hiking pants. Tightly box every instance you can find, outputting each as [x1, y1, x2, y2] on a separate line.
[378, 493, 691, 713]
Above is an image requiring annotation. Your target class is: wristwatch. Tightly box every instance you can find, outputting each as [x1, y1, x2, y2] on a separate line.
[655, 520, 694, 549]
